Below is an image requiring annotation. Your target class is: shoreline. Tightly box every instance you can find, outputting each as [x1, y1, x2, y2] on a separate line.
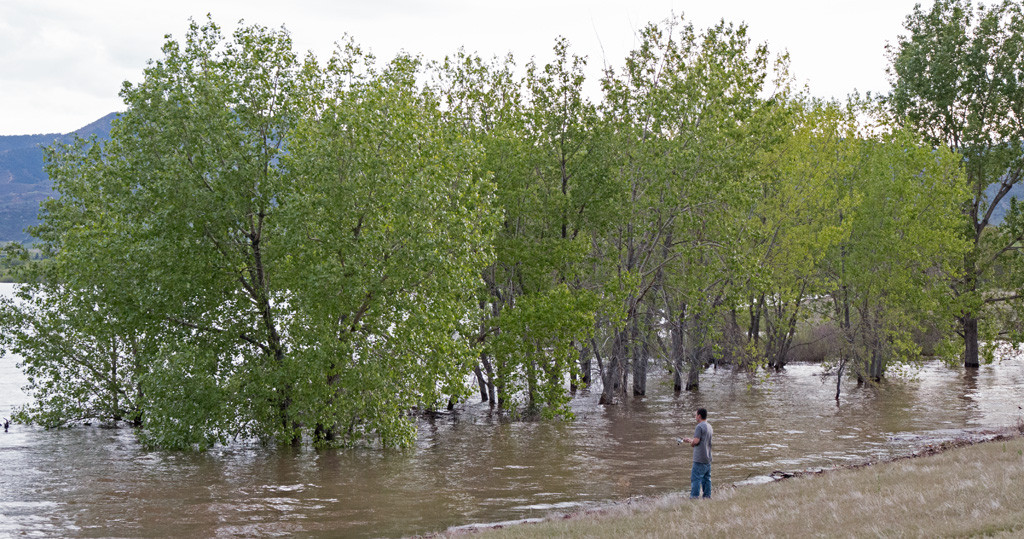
[765, 424, 1019, 481]
[430, 424, 1024, 537]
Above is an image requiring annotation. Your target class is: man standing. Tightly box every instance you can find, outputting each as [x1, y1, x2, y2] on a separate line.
[682, 408, 712, 499]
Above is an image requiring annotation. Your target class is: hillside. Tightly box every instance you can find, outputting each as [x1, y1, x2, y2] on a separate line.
[0, 113, 117, 242]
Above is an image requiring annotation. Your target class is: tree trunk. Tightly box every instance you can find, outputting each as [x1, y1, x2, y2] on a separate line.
[631, 316, 647, 396]
[685, 313, 706, 391]
[669, 301, 687, 392]
[479, 354, 498, 408]
[835, 354, 846, 401]
[600, 330, 627, 405]
[475, 298, 493, 403]
[577, 343, 592, 390]
[962, 314, 980, 369]
[632, 348, 647, 396]
[109, 345, 120, 422]
[570, 345, 578, 393]
[474, 363, 488, 402]
[671, 320, 685, 392]
[621, 357, 629, 399]
[685, 355, 700, 391]
[868, 348, 883, 382]
[748, 294, 763, 345]
[527, 353, 538, 412]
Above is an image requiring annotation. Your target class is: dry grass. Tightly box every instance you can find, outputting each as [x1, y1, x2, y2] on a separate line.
[438, 433, 1024, 538]
[786, 323, 841, 363]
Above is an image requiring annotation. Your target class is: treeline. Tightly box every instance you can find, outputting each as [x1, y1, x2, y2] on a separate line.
[0, 244, 47, 282]
[2, 0, 1023, 450]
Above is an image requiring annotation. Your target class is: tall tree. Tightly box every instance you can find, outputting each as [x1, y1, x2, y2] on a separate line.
[4, 20, 495, 449]
[822, 114, 967, 394]
[21, 20, 311, 448]
[433, 41, 612, 418]
[598, 17, 780, 396]
[738, 99, 856, 371]
[887, 0, 1024, 367]
[281, 47, 497, 444]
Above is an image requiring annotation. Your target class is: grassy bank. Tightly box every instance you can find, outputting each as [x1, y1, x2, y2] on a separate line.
[442, 430, 1024, 538]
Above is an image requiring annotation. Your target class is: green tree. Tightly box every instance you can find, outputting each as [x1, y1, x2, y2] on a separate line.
[0, 284, 148, 428]
[822, 114, 968, 396]
[432, 50, 523, 407]
[280, 46, 497, 444]
[887, 0, 1024, 367]
[433, 41, 612, 418]
[738, 99, 856, 371]
[598, 17, 781, 396]
[8, 19, 495, 449]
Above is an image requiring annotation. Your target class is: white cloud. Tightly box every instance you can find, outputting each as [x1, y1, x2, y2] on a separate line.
[1, 0, 925, 135]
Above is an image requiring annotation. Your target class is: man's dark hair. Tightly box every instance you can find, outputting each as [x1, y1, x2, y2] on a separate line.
[697, 408, 707, 420]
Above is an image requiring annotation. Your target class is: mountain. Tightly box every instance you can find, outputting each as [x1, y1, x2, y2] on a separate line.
[0, 113, 117, 242]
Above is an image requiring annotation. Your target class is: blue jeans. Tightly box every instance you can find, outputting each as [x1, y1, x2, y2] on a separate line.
[690, 461, 711, 499]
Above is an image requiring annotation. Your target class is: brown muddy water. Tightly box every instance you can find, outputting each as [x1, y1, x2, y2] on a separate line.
[2, 287, 1024, 537]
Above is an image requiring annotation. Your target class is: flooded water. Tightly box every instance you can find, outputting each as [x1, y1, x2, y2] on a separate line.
[2, 283, 1024, 537]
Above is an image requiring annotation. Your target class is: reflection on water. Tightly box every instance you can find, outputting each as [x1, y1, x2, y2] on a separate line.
[2, 284, 1024, 537]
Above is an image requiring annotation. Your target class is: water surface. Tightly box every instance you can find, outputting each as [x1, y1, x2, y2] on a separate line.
[2, 283, 1023, 537]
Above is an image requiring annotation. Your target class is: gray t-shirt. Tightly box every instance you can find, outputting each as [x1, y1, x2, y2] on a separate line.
[692, 421, 713, 464]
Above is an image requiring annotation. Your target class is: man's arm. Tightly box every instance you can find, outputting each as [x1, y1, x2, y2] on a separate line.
[684, 424, 705, 446]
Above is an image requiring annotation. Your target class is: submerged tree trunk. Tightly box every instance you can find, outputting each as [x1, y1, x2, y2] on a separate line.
[962, 314, 980, 369]
[631, 349, 647, 395]
[474, 363, 488, 402]
[631, 315, 648, 397]
[835, 354, 846, 401]
[570, 341, 579, 393]
[685, 353, 701, 391]
[576, 343, 592, 390]
[480, 353, 498, 408]
[684, 311, 709, 392]
[748, 294, 763, 346]
[109, 344, 120, 422]
[671, 322, 685, 392]
[668, 301, 687, 392]
[600, 330, 628, 405]
[865, 350, 883, 382]
[765, 284, 805, 371]
[867, 323, 885, 382]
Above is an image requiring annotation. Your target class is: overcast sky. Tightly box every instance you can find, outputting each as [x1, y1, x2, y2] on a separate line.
[1, 0, 928, 136]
